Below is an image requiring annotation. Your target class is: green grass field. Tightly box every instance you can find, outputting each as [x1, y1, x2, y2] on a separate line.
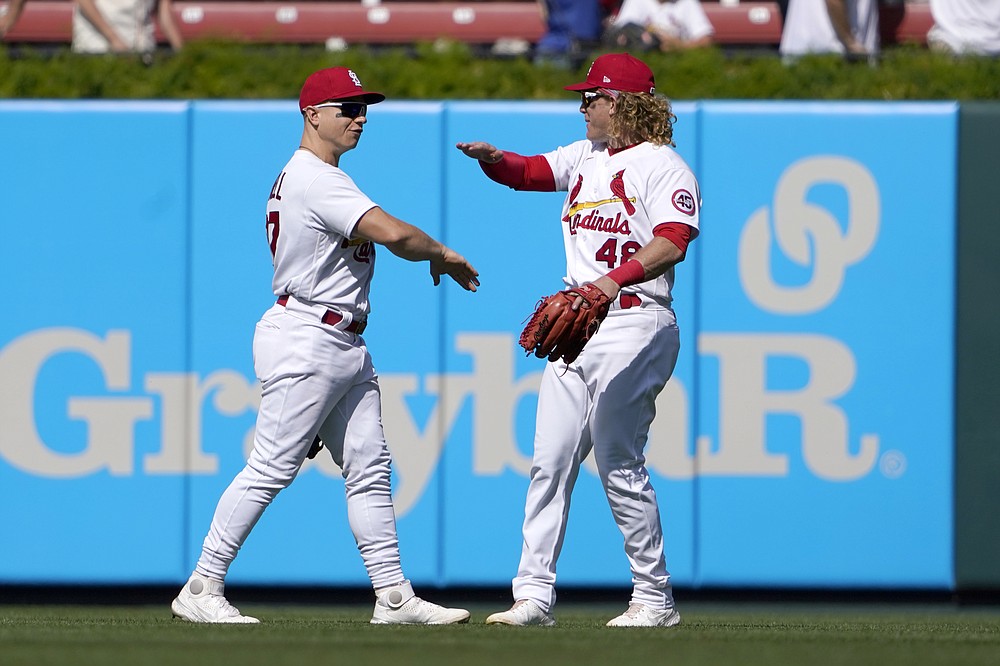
[3, 601, 1000, 666]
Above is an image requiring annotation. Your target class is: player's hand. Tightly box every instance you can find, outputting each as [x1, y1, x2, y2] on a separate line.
[844, 37, 868, 56]
[575, 277, 619, 311]
[431, 247, 480, 292]
[456, 141, 504, 165]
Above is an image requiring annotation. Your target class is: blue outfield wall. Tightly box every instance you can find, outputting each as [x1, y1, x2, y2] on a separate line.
[0, 99, 957, 589]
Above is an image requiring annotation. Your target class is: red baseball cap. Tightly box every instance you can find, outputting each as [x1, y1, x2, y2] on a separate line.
[564, 53, 656, 95]
[299, 67, 386, 111]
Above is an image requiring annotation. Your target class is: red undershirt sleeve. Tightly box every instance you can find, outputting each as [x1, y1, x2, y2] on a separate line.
[653, 222, 698, 257]
[480, 151, 557, 192]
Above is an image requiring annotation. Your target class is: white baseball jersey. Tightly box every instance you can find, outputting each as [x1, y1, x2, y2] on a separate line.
[542, 139, 701, 308]
[72, 0, 157, 53]
[779, 0, 879, 56]
[266, 149, 378, 318]
[612, 0, 715, 41]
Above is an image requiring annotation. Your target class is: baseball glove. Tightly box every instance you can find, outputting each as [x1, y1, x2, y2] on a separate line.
[519, 283, 612, 364]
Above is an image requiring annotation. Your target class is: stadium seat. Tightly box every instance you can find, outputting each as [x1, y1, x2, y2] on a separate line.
[0, 1, 932, 47]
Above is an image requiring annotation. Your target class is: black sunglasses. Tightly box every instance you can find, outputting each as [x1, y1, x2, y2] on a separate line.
[313, 101, 368, 119]
[580, 91, 609, 107]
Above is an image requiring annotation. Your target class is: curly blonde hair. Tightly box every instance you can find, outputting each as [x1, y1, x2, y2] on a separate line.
[608, 93, 676, 147]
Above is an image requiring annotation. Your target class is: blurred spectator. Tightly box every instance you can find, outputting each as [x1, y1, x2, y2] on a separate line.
[0, 0, 27, 40]
[73, 0, 184, 54]
[780, 0, 879, 61]
[603, 0, 714, 52]
[927, 0, 1000, 56]
[534, 0, 603, 65]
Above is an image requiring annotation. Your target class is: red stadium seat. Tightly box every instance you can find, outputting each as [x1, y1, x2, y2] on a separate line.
[0, 1, 932, 46]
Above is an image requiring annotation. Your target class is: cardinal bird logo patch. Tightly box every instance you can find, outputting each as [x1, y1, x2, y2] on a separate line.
[563, 174, 584, 222]
[610, 170, 636, 215]
[569, 173, 583, 203]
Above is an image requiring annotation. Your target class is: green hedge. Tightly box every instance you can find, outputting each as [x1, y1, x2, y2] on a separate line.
[2, 40, 999, 101]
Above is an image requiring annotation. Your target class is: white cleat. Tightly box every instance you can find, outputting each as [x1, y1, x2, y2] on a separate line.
[370, 580, 470, 625]
[606, 603, 681, 628]
[171, 573, 259, 624]
[485, 599, 556, 627]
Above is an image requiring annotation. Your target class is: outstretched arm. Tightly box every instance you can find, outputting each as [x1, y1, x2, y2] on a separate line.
[354, 206, 480, 291]
[456, 141, 556, 191]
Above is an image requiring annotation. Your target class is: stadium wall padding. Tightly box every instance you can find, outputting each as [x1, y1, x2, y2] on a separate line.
[955, 103, 1000, 590]
[0, 100, 974, 590]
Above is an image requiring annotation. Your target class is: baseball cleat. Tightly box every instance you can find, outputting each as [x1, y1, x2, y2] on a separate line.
[171, 573, 259, 624]
[485, 599, 556, 627]
[606, 603, 681, 628]
[370, 580, 470, 625]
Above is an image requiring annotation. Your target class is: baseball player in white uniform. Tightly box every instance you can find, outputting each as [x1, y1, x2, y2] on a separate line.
[171, 66, 479, 624]
[457, 52, 700, 628]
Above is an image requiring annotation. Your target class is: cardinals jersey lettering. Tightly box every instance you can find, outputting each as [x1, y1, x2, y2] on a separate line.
[265, 149, 378, 316]
[542, 140, 701, 307]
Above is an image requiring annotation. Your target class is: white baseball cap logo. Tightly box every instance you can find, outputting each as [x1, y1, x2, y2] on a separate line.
[348, 70, 363, 88]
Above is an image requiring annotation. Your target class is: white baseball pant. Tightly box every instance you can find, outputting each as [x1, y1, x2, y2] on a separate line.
[194, 296, 404, 589]
[512, 307, 681, 612]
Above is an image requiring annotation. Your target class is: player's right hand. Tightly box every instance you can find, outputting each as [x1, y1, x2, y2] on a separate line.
[455, 141, 504, 165]
[431, 248, 480, 292]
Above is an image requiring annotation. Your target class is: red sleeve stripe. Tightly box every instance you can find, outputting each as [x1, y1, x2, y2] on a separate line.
[480, 151, 557, 192]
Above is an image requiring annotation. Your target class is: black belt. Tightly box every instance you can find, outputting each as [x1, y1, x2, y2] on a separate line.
[277, 295, 367, 334]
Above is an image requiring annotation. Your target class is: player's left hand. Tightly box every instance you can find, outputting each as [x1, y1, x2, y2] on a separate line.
[431, 247, 480, 291]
